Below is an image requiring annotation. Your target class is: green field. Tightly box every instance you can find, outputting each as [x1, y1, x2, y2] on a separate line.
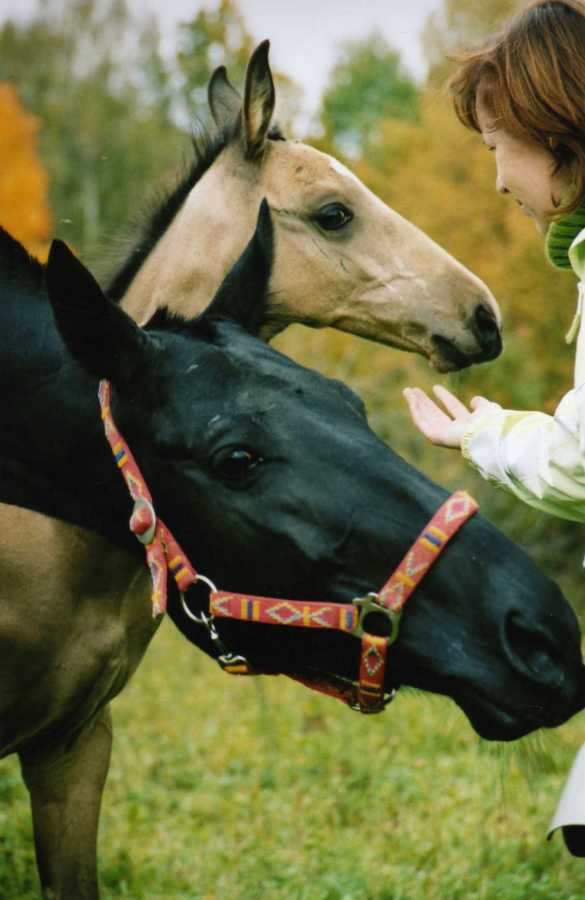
[2, 618, 585, 900]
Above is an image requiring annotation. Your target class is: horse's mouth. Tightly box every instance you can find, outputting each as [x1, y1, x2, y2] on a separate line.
[431, 331, 502, 372]
[456, 689, 582, 742]
[465, 704, 546, 742]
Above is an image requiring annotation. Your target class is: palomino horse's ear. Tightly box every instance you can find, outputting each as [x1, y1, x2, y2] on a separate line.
[200, 199, 273, 335]
[242, 40, 275, 159]
[46, 240, 154, 384]
[208, 65, 242, 131]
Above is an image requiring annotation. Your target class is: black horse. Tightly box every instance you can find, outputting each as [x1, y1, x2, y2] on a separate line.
[0, 207, 581, 899]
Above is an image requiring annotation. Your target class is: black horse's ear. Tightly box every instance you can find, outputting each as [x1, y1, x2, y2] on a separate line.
[200, 199, 273, 335]
[208, 65, 242, 131]
[242, 40, 275, 159]
[46, 240, 154, 384]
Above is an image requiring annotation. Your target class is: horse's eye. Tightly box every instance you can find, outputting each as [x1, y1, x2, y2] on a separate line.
[314, 203, 353, 231]
[212, 448, 263, 483]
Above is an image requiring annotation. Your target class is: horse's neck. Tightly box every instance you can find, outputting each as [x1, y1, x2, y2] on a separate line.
[0, 281, 64, 393]
[0, 500, 159, 755]
[0, 348, 135, 550]
[0, 502, 146, 611]
[0, 457, 135, 552]
[120, 163, 256, 324]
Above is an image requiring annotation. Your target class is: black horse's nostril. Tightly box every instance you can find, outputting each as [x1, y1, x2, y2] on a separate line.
[473, 304, 502, 358]
[504, 611, 565, 690]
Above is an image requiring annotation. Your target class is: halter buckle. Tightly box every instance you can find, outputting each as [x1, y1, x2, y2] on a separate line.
[180, 581, 254, 676]
[217, 651, 254, 675]
[348, 686, 397, 715]
[352, 592, 401, 644]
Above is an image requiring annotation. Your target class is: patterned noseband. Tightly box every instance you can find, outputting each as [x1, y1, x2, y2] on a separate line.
[99, 380, 478, 714]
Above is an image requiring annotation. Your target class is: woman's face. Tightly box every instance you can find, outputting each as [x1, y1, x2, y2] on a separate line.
[477, 95, 571, 234]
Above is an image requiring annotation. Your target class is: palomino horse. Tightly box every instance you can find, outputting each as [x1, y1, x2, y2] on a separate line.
[110, 41, 502, 372]
[0, 212, 582, 899]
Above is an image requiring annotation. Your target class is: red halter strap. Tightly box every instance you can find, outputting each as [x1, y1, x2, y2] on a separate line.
[99, 380, 478, 713]
[209, 490, 478, 711]
[99, 381, 199, 616]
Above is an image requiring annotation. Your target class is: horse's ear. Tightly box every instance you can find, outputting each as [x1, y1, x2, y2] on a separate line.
[200, 199, 273, 335]
[46, 240, 154, 384]
[208, 65, 242, 131]
[242, 40, 275, 159]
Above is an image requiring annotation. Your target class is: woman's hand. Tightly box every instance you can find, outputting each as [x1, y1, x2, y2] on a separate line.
[402, 385, 493, 449]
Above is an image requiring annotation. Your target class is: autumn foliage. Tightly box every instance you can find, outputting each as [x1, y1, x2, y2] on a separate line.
[0, 83, 52, 259]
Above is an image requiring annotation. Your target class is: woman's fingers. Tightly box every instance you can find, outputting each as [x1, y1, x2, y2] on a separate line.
[404, 385, 496, 450]
[403, 387, 462, 448]
[402, 389, 435, 433]
[470, 395, 490, 411]
[432, 384, 470, 418]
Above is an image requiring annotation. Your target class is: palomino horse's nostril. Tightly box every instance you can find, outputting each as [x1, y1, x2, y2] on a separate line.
[473, 304, 502, 357]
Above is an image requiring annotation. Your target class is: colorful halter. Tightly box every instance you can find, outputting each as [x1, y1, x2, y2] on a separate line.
[99, 380, 478, 713]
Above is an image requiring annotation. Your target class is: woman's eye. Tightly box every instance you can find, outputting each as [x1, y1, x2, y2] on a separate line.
[212, 448, 263, 483]
[314, 203, 353, 231]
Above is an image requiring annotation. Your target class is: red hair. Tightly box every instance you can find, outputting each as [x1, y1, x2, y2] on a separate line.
[450, 1, 585, 212]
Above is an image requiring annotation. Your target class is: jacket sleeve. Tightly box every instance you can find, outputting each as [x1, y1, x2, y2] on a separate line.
[461, 385, 585, 522]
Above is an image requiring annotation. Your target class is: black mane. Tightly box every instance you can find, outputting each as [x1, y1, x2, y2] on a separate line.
[144, 304, 218, 341]
[105, 127, 231, 304]
[104, 122, 286, 306]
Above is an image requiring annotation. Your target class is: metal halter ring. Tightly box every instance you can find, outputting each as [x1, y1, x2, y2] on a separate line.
[352, 592, 401, 644]
[348, 687, 397, 715]
[180, 576, 251, 674]
[180, 574, 217, 624]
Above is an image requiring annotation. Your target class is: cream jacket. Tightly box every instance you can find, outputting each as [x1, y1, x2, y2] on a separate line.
[461, 226, 585, 523]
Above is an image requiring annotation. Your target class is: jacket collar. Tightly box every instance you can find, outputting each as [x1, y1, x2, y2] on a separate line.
[546, 209, 585, 344]
[546, 207, 585, 273]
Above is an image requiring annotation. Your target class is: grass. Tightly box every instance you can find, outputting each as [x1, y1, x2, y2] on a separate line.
[2, 619, 585, 899]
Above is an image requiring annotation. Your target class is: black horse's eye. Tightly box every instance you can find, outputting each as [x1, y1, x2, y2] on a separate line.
[212, 448, 263, 483]
[314, 203, 353, 231]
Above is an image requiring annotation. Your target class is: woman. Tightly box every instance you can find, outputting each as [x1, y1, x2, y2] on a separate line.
[402, 0, 585, 854]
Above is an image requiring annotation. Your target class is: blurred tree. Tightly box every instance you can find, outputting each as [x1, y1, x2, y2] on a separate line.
[0, 83, 52, 259]
[177, 0, 254, 119]
[319, 34, 419, 157]
[176, 0, 303, 135]
[422, 0, 518, 87]
[0, 0, 184, 259]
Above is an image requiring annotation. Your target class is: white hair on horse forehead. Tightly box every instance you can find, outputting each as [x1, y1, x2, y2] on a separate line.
[326, 155, 362, 187]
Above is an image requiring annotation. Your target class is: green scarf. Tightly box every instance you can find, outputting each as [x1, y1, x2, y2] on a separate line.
[545, 206, 585, 270]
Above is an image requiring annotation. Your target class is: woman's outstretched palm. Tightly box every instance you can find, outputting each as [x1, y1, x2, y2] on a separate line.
[403, 385, 493, 449]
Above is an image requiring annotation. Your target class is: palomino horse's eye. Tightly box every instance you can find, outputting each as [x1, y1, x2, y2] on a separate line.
[314, 203, 353, 231]
[212, 448, 263, 484]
